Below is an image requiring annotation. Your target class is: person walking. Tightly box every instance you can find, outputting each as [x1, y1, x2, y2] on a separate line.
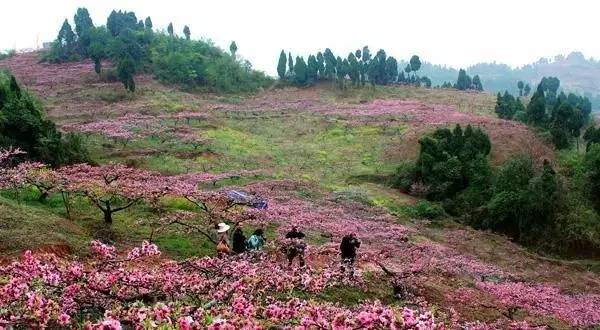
[285, 226, 306, 268]
[340, 233, 361, 276]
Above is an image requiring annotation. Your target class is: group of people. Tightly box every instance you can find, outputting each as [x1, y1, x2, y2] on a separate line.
[214, 222, 362, 273]
[215, 222, 266, 255]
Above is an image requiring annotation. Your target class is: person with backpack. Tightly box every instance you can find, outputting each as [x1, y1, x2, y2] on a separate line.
[340, 233, 361, 276]
[246, 228, 266, 251]
[231, 223, 247, 254]
[285, 226, 306, 268]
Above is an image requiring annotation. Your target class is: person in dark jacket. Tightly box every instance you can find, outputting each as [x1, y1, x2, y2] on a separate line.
[231, 223, 247, 254]
[340, 233, 361, 276]
[285, 226, 306, 267]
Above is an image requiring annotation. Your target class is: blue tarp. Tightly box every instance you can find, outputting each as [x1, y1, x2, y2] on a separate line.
[227, 190, 268, 209]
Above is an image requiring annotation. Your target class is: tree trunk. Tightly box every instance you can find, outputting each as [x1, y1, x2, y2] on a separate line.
[103, 203, 113, 224]
[104, 210, 113, 224]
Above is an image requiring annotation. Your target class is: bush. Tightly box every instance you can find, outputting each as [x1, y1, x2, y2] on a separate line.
[406, 200, 445, 220]
[0, 49, 16, 61]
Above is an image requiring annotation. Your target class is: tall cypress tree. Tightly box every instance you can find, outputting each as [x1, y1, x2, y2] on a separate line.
[293, 56, 308, 85]
[167, 22, 174, 36]
[144, 17, 153, 30]
[277, 50, 287, 80]
[183, 25, 191, 40]
[288, 52, 294, 75]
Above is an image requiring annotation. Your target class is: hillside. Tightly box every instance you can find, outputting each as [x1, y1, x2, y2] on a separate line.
[418, 51, 600, 109]
[1, 52, 599, 328]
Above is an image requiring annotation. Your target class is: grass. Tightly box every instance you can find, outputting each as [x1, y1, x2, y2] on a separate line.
[0, 195, 90, 257]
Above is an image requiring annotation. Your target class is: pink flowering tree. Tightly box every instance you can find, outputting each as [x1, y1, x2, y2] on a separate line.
[56, 164, 171, 224]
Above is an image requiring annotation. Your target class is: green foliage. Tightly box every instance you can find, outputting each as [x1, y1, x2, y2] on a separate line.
[414, 124, 491, 201]
[107, 10, 139, 37]
[307, 55, 319, 84]
[288, 52, 294, 75]
[523, 84, 531, 96]
[455, 69, 472, 90]
[406, 200, 445, 219]
[475, 157, 561, 244]
[409, 55, 421, 77]
[494, 91, 520, 120]
[167, 22, 174, 36]
[584, 144, 600, 213]
[472, 75, 483, 91]
[183, 25, 191, 40]
[277, 50, 287, 80]
[584, 126, 600, 151]
[0, 71, 88, 166]
[144, 17, 153, 30]
[517, 81, 524, 96]
[526, 86, 547, 125]
[229, 41, 237, 57]
[293, 56, 308, 86]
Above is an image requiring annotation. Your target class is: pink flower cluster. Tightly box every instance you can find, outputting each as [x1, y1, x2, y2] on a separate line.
[0, 242, 441, 329]
[477, 281, 600, 327]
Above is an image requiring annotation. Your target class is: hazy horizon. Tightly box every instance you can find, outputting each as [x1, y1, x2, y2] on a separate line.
[1, 0, 600, 75]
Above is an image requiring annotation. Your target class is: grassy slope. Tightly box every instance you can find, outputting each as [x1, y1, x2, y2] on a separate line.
[2, 53, 597, 327]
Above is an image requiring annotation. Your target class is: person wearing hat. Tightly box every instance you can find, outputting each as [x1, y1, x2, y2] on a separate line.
[216, 222, 231, 255]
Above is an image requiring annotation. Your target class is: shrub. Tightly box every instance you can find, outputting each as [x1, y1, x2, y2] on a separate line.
[407, 200, 445, 220]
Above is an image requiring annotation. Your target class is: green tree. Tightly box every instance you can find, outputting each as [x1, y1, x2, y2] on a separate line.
[347, 53, 360, 86]
[74, 7, 94, 38]
[183, 25, 191, 40]
[307, 55, 319, 84]
[293, 56, 308, 85]
[584, 144, 600, 212]
[455, 69, 472, 90]
[584, 126, 600, 151]
[117, 56, 136, 92]
[495, 91, 517, 120]
[409, 55, 421, 78]
[323, 48, 337, 80]
[517, 81, 524, 96]
[414, 124, 491, 200]
[167, 22, 174, 36]
[106, 10, 138, 37]
[288, 52, 294, 76]
[316, 52, 325, 79]
[277, 50, 287, 80]
[361, 46, 371, 63]
[472, 75, 483, 91]
[144, 16, 153, 30]
[524, 84, 531, 96]
[355, 49, 361, 60]
[385, 56, 398, 84]
[526, 86, 547, 125]
[229, 41, 237, 57]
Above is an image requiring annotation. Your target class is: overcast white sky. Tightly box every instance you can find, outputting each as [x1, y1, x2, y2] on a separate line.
[1, 0, 599, 75]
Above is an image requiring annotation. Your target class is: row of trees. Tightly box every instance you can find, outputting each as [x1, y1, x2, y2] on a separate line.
[438, 69, 483, 91]
[44, 8, 271, 93]
[277, 47, 429, 88]
[524, 77, 591, 149]
[394, 124, 600, 256]
[494, 77, 592, 150]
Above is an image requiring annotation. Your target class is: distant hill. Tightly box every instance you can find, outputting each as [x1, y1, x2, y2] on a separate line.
[406, 52, 600, 110]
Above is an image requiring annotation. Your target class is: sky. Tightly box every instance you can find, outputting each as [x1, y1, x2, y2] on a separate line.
[1, 0, 599, 75]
